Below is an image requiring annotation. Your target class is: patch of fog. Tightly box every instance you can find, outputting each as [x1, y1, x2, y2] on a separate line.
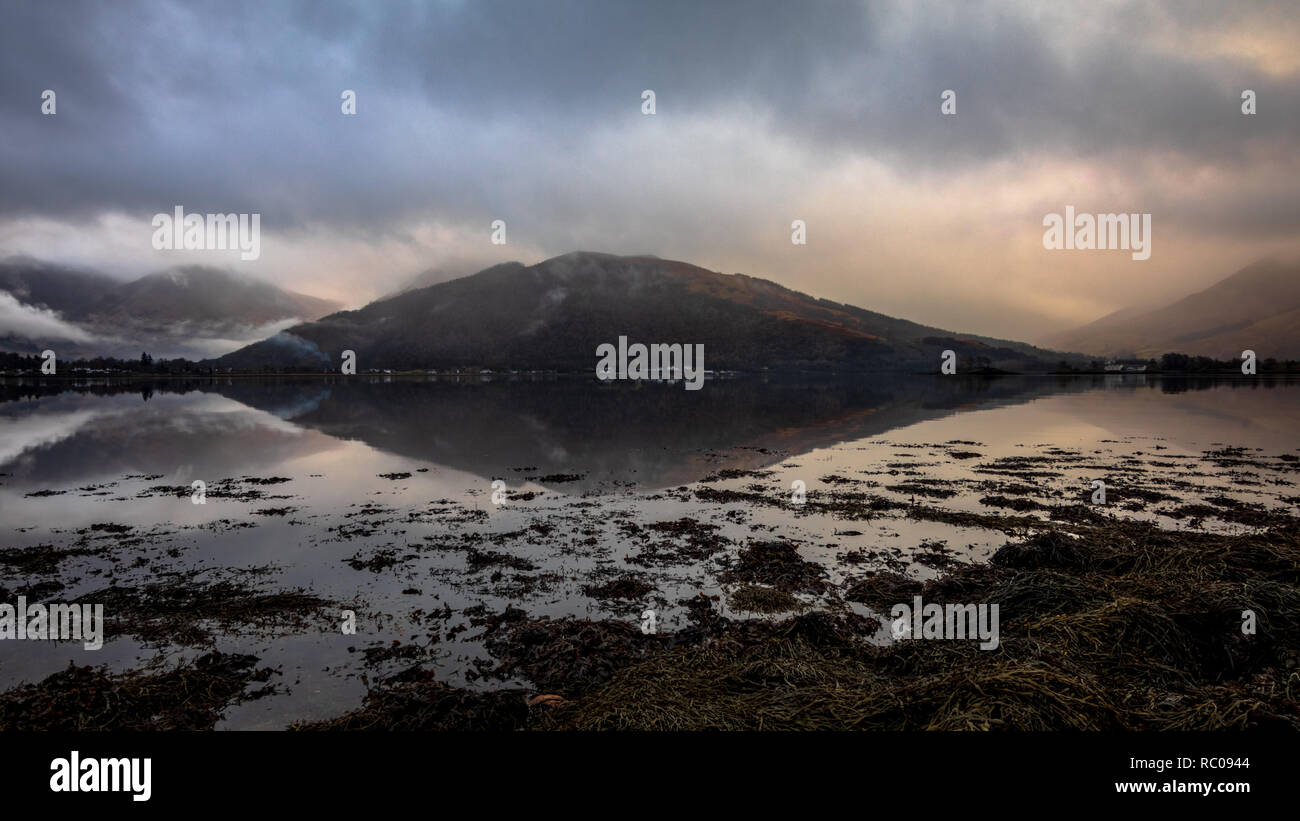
[0, 292, 97, 342]
[25, 317, 311, 360]
[147, 318, 307, 359]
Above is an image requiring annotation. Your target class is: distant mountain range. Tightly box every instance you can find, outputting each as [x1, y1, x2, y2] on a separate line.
[0, 258, 341, 360]
[217, 251, 1080, 372]
[1048, 259, 1300, 361]
[10, 251, 1291, 371]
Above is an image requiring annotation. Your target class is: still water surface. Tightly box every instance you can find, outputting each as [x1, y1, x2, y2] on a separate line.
[1, 374, 1296, 727]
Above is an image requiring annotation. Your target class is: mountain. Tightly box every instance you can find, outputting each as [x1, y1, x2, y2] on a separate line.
[88, 267, 339, 326]
[0, 258, 342, 360]
[217, 251, 1080, 372]
[1049, 259, 1300, 360]
[0, 258, 121, 317]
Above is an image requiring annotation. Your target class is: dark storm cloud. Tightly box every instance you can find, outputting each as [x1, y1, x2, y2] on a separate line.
[2, 0, 1296, 237]
[0, 0, 878, 229]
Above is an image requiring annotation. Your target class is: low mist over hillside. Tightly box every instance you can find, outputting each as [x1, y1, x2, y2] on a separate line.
[0, 258, 342, 359]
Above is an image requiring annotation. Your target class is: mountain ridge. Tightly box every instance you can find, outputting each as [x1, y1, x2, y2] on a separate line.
[217, 251, 1083, 372]
[1048, 258, 1300, 360]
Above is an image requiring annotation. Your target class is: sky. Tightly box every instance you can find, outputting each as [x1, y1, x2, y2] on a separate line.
[2, 0, 1298, 345]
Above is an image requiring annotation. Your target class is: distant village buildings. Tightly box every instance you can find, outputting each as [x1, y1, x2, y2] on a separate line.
[1104, 360, 1147, 372]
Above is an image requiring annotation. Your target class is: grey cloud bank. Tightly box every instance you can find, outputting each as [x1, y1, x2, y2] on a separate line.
[2, 0, 1298, 342]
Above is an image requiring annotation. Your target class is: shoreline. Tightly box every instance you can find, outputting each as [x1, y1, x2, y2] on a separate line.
[3, 369, 1299, 381]
[3, 497, 1296, 731]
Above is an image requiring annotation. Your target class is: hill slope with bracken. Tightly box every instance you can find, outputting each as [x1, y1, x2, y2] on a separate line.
[1048, 259, 1300, 360]
[216, 252, 1079, 372]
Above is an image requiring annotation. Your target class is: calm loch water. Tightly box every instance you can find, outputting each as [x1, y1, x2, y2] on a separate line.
[2, 374, 1297, 727]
